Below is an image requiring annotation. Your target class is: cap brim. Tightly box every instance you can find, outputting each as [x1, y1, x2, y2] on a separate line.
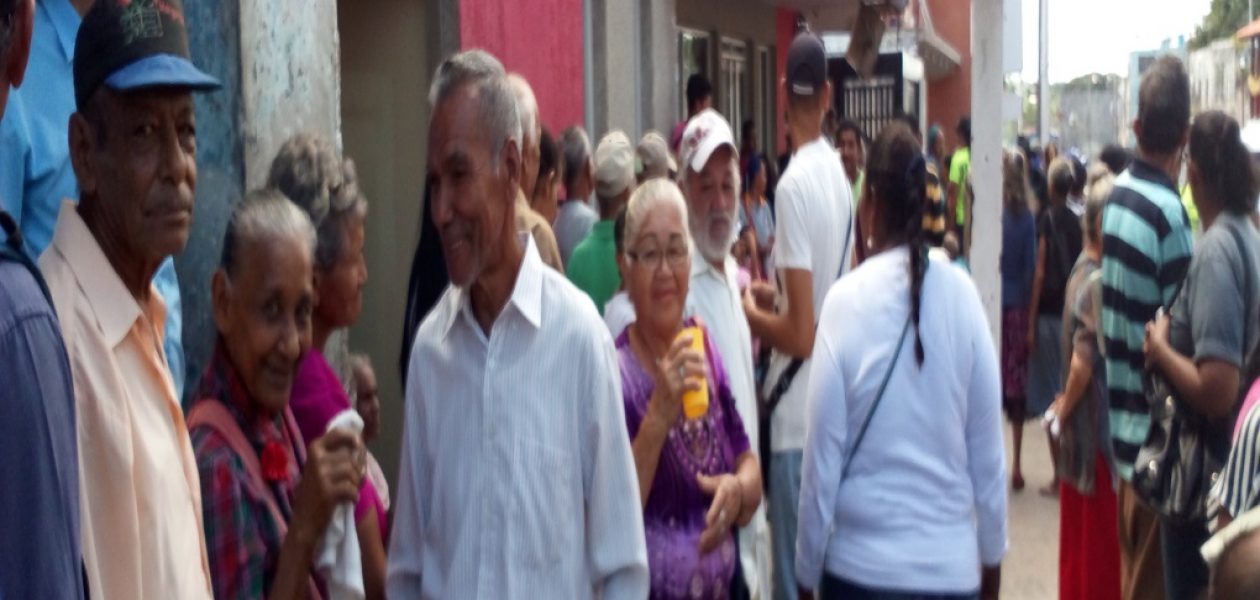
[689, 138, 736, 174]
[104, 54, 221, 95]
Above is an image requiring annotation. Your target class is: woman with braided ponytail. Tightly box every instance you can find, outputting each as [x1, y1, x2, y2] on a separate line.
[795, 122, 1006, 600]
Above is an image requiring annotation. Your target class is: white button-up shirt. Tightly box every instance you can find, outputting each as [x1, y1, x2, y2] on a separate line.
[686, 249, 772, 600]
[388, 236, 649, 599]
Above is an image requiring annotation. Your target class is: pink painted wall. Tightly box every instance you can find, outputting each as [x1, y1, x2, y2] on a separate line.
[925, 0, 971, 153]
[460, 0, 586, 133]
[775, 8, 797, 155]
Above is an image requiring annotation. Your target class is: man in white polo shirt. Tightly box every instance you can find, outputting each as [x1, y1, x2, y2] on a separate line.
[679, 108, 772, 600]
[743, 30, 854, 600]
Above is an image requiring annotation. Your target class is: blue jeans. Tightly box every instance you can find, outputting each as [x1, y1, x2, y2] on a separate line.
[1160, 517, 1209, 600]
[769, 450, 803, 600]
[819, 573, 979, 600]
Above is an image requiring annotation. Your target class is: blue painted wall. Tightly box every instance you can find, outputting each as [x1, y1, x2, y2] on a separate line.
[178, 0, 245, 405]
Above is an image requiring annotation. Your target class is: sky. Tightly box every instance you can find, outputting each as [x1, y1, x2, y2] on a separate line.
[1019, 0, 1215, 83]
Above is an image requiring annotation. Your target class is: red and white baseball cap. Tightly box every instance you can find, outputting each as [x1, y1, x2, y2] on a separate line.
[679, 109, 737, 174]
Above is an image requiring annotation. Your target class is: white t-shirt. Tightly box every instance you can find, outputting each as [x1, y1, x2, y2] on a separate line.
[764, 135, 854, 452]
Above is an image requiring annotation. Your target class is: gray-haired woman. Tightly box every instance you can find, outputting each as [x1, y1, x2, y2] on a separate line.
[1046, 167, 1121, 599]
[267, 134, 386, 599]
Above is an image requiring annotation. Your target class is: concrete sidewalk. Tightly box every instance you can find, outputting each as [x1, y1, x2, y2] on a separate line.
[1003, 422, 1061, 599]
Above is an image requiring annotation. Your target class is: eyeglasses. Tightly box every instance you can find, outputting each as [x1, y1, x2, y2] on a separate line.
[627, 245, 689, 270]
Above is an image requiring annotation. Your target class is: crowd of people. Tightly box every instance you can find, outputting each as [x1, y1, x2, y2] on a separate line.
[3, 1, 1260, 600]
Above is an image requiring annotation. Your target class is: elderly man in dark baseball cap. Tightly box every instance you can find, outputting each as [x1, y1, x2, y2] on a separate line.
[38, 1, 219, 598]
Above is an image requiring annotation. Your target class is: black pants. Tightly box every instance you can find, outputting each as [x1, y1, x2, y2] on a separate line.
[1161, 517, 1210, 600]
[818, 573, 978, 600]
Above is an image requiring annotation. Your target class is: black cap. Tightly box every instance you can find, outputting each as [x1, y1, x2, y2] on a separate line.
[786, 31, 826, 96]
[73, 0, 219, 110]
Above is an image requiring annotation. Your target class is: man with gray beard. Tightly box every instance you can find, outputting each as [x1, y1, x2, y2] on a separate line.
[679, 108, 772, 600]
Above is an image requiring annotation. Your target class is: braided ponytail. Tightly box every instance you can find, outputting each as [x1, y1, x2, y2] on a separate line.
[905, 154, 929, 366]
[867, 122, 930, 366]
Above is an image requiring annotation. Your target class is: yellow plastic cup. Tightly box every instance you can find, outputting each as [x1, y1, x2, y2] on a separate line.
[677, 326, 709, 419]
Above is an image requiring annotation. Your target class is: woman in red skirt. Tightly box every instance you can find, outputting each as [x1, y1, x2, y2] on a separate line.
[1047, 169, 1120, 600]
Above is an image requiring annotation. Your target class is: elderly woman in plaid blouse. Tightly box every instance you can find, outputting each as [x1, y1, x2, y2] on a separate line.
[189, 190, 366, 599]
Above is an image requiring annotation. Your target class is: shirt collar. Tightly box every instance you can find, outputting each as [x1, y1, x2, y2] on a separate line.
[44, 0, 82, 63]
[690, 243, 733, 282]
[1127, 156, 1178, 194]
[50, 200, 161, 348]
[442, 233, 544, 339]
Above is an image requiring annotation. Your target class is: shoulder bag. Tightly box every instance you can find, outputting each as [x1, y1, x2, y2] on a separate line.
[1133, 221, 1257, 524]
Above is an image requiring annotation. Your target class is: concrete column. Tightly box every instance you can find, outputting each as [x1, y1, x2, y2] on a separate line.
[1037, 0, 1048, 145]
[239, 0, 342, 189]
[590, 0, 641, 136]
[642, 0, 679, 134]
[588, 0, 678, 138]
[972, 0, 1004, 346]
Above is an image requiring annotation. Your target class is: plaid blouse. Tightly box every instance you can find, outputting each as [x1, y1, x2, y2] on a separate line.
[190, 343, 308, 599]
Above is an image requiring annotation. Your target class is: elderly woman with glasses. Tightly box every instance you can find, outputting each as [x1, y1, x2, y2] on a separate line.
[617, 178, 762, 599]
[190, 190, 366, 599]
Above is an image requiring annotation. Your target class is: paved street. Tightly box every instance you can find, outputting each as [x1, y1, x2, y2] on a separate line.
[1004, 422, 1060, 600]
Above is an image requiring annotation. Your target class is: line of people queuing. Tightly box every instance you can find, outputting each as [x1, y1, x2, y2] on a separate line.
[999, 55, 1260, 600]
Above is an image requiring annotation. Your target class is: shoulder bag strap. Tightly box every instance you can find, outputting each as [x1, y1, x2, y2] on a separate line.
[840, 313, 914, 483]
[765, 187, 856, 414]
[187, 401, 290, 532]
[1225, 223, 1256, 379]
[0, 211, 53, 307]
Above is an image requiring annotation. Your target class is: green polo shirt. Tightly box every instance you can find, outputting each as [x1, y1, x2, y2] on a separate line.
[565, 219, 621, 315]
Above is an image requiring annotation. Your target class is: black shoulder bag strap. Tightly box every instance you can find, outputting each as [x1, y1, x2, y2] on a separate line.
[764, 189, 855, 414]
[0, 210, 53, 306]
[1225, 222, 1256, 384]
[841, 312, 913, 482]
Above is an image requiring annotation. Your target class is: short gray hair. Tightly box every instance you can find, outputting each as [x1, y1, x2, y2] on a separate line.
[560, 125, 591, 192]
[429, 49, 521, 166]
[624, 178, 691, 253]
[507, 73, 539, 148]
[221, 188, 317, 276]
[267, 133, 368, 271]
[1084, 165, 1114, 242]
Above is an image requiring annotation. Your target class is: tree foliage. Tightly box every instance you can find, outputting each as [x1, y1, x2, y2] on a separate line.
[1191, 0, 1252, 50]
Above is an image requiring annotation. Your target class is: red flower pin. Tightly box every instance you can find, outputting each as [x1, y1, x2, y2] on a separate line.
[261, 440, 289, 482]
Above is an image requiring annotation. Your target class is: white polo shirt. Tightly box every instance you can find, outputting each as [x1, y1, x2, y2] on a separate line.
[764, 135, 854, 452]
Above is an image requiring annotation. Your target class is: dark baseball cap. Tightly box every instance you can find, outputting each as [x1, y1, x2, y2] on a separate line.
[786, 31, 826, 96]
[73, 0, 220, 110]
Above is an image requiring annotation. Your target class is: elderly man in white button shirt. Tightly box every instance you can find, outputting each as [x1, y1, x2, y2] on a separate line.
[679, 109, 773, 599]
[387, 49, 649, 599]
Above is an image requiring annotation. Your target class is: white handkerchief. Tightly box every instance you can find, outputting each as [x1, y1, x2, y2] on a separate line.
[317, 409, 365, 600]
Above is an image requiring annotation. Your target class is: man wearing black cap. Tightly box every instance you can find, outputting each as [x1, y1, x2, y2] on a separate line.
[0, 1, 87, 598]
[0, 0, 192, 405]
[38, 0, 218, 598]
[742, 30, 854, 600]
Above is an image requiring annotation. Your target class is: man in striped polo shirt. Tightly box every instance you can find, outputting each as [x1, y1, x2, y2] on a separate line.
[1101, 54, 1193, 600]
